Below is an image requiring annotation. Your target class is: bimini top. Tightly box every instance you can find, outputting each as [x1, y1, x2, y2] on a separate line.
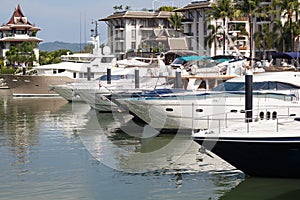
[272, 52, 300, 59]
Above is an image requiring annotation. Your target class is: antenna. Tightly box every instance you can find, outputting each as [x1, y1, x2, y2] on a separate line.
[79, 12, 82, 52]
[91, 20, 98, 37]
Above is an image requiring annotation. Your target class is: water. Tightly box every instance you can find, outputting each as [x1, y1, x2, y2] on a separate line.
[1, 89, 299, 199]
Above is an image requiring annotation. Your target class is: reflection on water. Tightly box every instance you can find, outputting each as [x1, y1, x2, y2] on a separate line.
[221, 178, 300, 200]
[0, 89, 257, 199]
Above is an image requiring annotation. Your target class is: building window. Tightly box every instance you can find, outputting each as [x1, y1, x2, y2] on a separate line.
[131, 42, 136, 49]
[131, 30, 136, 40]
[131, 20, 136, 26]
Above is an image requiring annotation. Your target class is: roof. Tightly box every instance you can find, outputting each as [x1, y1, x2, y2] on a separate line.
[0, 37, 43, 42]
[272, 52, 300, 59]
[100, 11, 174, 21]
[0, 4, 41, 31]
[168, 38, 188, 51]
[174, 1, 212, 12]
[6, 4, 33, 25]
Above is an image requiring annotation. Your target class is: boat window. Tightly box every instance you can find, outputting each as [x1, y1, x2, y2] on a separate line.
[266, 111, 271, 120]
[53, 69, 57, 74]
[58, 69, 65, 73]
[272, 111, 277, 120]
[73, 72, 76, 78]
[259, 111, 264, 120]
[126, 74, 135, 79]
[166, 108, 173, 112]
[212, 81, 300, 91]
[100, 75, 121, 81]
[101, 57, 114, 63]
[195, 109, 203, 112]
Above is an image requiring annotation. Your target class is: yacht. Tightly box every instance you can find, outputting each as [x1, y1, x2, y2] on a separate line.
[117, 71, 300, 131]
[75, 58, 173, 112]
[3, 35, 116, 97]
[191, 83, 300, 178]
[192, 113, 300, 178]
[50, 55, 167, 102]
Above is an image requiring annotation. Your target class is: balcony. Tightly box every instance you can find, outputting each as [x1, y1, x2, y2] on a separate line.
[182, 18, 193, 24]
[115, 25, 125, 30]
[184, 32, 194, 37]
[115, 37, 125, 41]
[256, 17, 271, 23]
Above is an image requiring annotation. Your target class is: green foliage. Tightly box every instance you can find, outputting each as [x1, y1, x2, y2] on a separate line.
[83, 44, 94, 54]
[39, 49, 72, 65]
[5, 42, 37, 67]
[158, 6, 178, 11]
[0, 67, 17, 74]
[113, 5, 131, 11]
[168, 12, 183, 30]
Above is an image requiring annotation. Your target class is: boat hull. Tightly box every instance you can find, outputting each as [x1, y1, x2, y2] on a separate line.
[193, 136, 300, 178]
[3, 75, 74, 97]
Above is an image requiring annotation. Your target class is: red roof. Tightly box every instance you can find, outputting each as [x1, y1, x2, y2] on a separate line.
[6, 4, 33, 26]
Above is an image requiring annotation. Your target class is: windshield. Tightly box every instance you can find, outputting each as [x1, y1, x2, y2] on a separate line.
[213, 81, 300, 91]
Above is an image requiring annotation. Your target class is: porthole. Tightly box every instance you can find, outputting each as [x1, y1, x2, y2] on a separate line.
[272, 111, 277, 120]
[166, 108, 173, 112]
[266, 111, 271, 120]
[259, 111, 264, 120]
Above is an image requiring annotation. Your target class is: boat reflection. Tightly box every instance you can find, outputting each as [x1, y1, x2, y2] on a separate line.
[0, 90, 68, 169]
[78, 109, 239, 175]
[220, 178, 300, 200]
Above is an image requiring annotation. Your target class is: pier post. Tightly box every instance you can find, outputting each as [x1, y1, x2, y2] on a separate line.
[175, 68, 182, 89]
[107, 67, 111, 84]
[87, 67, 91, 81]
[245, 69, 253, 123]
[135, 68, 140, 89]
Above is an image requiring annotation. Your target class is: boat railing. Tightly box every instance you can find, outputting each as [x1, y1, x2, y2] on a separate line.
[191, 106, 298, 134]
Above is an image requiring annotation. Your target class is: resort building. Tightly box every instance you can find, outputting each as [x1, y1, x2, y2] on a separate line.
[176, 0, 300, 57]
[99, 10, 187, 59]
[175, 1, 250, 57]
[0, 4, 43, 66]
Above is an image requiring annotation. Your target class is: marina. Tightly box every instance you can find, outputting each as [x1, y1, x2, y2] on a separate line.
[0, 89, 244, 199]
[0, 0, 300, 199]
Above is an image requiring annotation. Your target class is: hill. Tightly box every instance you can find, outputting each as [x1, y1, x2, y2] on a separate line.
[39, 41, 88, 52]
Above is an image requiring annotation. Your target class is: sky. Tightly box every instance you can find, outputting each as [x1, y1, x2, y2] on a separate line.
[0, 0, 193, 43]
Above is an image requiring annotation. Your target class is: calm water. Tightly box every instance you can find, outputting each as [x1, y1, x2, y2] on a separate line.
[1, 89, 299, 200]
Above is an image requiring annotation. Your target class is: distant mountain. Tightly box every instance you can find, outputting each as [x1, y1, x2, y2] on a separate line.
[39, 41, 88, 52]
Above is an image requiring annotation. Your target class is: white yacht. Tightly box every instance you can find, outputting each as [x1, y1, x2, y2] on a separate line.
[76, 58, 173, 112]
[3, 35, 116, 97]
[117, 71, 300, 131]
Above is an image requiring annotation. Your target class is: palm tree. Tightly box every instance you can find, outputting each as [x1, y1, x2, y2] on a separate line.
[277, 0, 300, 51]
[168, 12, 183, 31]
[205, 24, 223, 56]
[206, 0, 234, 54]
[234, 0, 261, 65]
[254, 23, 275, 59]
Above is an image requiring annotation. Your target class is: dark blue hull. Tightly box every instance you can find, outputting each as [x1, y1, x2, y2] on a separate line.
[193, 137, 300, 178]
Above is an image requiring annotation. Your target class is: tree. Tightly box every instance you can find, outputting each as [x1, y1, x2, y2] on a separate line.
[168, 12, 183, 31]
[158, 6, 178, 11]
[253, 24, 275, 59]
[206, 0, 234, 54]
[277, 0, 300, 51]
[205, 24, 223, 56]
[39, 49, 72, 65]
[113, 5, 123, 11]
[5, 42, 37, 68]
[234, 0, 261, 64]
